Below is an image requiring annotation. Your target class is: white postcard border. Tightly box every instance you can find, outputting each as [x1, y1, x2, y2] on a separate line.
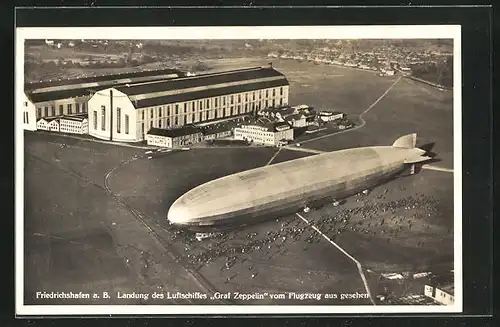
[15, 25, 462, 315]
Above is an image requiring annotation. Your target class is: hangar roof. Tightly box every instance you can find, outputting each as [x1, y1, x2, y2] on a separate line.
[132, 79, 288, 109]
[36, 116, 59, 123]
[25, 67, 288, 107]
[60, 115, 88, 122]
[27, 88, 95, 103]
[147, 125, 201, 138]
[116, 67, 287, 97]
[25, 68, 182, 91]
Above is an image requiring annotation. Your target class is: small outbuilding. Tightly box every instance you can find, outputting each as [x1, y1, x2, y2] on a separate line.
[146, 125, 203, 148]
[36, 117, 60, 132]
[60, 115, 89, 135]
[318, 111, 345, 122]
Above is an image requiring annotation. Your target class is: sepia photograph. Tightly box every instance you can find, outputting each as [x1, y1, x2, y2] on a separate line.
[16, 26, 461, 315]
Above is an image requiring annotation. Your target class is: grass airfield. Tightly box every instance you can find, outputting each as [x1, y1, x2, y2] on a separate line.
[22, 58, 454, 306]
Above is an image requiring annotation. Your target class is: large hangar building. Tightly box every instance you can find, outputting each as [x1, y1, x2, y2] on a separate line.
[86, 66, 290, 142]
[22, 68, 182, 131]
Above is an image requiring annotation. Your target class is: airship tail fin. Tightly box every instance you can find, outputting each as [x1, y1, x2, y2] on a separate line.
[404, 156, 433, 164]
[392, 133, 417, 149]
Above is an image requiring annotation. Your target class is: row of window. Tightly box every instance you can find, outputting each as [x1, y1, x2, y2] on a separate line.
[141, 99, 285, 128]
[235, 132, 274, 144]
[36, 102, 87, 119]
[144, 102, 268, 131]
[23, 112, 30, 124]
[93, 106, 130, 135]
[37, 124, 59, 131]
[236, 130, 272, 137]
[37, 119, 86, 127]
[60, 120, 87, 126]
[147, 137, 171, 147]
[438, 291, 453, 300]
[60, 120, 83, 126]
[140, 91, 286, 121]
[60, 125, 86, 133]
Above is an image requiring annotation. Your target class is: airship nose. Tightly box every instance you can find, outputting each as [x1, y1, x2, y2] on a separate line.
[167, 201, 191, 225]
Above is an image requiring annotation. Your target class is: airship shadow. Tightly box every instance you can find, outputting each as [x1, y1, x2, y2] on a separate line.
[418, 142, 437, 158]
[425, 157, 441, 164]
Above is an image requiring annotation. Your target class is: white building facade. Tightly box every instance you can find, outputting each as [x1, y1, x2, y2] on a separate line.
[36, 118, 60, 132]
[318, 111, 345, 122]
[424, 284, 454, 305]
[87, 88, 137, 142]
[87, 66, 290, 142]
[22, 93, 37, 131]
[146, 127, 203, 148]
[234, 123, 293, 146]
[146, 133, 170, 148]
[23, 68, 182, 126]
[60, 116, 89, 135]
[285, 114, 307, 127]
[203, 129, 232, 141]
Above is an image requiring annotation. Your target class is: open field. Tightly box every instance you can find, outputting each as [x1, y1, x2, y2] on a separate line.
[24, 133, 211, 305]
[108, 147, 278, 223]
[298, 76, 453, 169]
[272, 59, 400, 114]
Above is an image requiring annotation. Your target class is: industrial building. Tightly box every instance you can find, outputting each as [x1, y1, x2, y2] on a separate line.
[234, 121, 293, 146]
[36, 117, 60, 132]
[86, 66, 290, 142]
[284, 114, 307, 128]
[22, 93, 37, 131]
[259, 104, 316, 127]
[22, 68, 183, 131]
[202, 128, 233, 141]
[35, 115, 89, 135]
[146, 126, 203, 148]
[318, 111, 346, 122]
[424, 282, 454, 305]
[59, 116, 89, 135]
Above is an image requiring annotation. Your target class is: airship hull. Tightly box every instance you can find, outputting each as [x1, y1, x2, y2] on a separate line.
[167, 134, 430, 230]
[174, 165, 404, 231]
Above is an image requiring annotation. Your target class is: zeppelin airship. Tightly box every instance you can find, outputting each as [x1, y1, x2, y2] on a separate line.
[167, 133, 432, 230]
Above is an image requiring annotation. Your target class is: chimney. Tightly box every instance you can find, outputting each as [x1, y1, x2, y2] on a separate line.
[269, 62, 273, 68]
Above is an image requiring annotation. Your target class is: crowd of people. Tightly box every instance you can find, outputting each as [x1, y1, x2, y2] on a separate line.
[163, 186, 449, 282]
[313, 191, 444, 244]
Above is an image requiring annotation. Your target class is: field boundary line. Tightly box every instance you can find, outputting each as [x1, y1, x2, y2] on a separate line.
[298, 76, 402, 146]
[33, 130, 156, 150]
[421, 164, 454, 173]
[296, 213, 376, 305]
[361, 75, 402, 116]
[104, 157, 232, 304]
[282, 146, 325, 154]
